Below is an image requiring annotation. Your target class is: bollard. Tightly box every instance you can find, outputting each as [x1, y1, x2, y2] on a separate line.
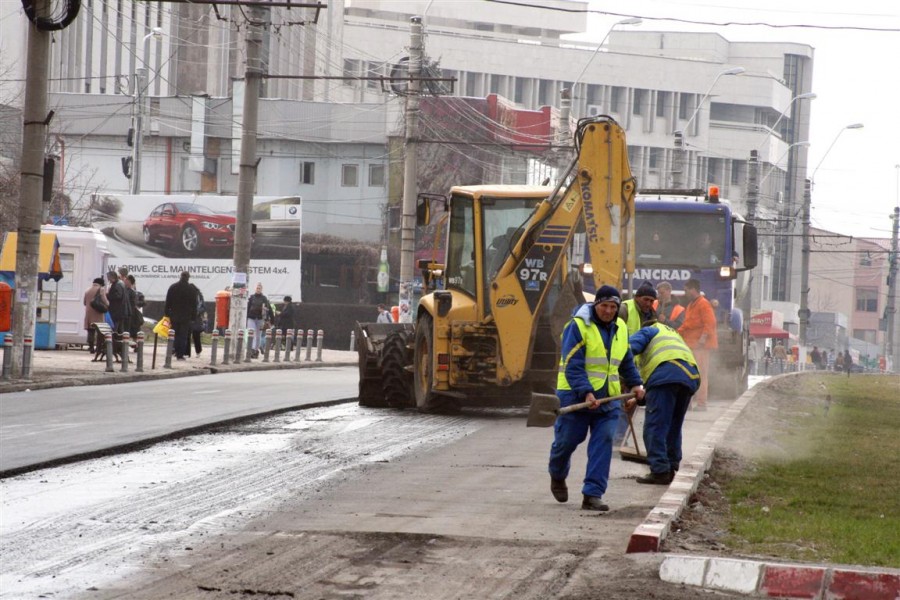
[234, 329, 244, 365]
[2, 334, 12, 380]
[264, 329, 275, 363]
[105, 333, 115, 372]
[273, 329, 282, 363]
[135, 332, 145, 372]
[284, 329, 294, 362]
[223, 329, 232, 365]
[210, 330, 219, 366]
[316, 329, 324, 362]
[164, 329, 175, 369]
[295, 329, 305, 362]
[245, 329, 254, 362]
[305, 329, 314, 361]
[349, 329, 356, 351]
[22, 335, 34, 380]
[120, 332, 131, 372]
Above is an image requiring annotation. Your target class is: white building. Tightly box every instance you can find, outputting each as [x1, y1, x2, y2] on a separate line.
[2, 0, 814, 306]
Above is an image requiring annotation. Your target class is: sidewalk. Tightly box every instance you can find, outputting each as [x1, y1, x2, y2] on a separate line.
[0, 342, 359, 394]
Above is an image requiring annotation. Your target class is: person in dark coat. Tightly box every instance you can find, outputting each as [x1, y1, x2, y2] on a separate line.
[106, 270, 131, 335]
[275, 295, 297, 348]
[187, 283, 207, 356]
[82, 277, 108, 352]
[164, 271, 198, 360]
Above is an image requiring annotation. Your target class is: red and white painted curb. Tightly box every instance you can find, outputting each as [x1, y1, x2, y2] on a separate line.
[659, 554, 900, 599]
[626, 383, 760, 554]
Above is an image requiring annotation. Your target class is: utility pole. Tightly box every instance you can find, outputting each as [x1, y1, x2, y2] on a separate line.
[228, 4, 267, 353]
[798, 178, 812, 348]
[397, 16, 423, 323]
[129, 67, 147, 195]
[11, 0, 52, 379]
[885, 206, 899, 366]
[742, 149, 759, 321]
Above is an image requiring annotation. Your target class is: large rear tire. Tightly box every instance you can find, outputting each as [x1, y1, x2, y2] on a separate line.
[413, 314, 441, 412]
[381, 331, 413, 408]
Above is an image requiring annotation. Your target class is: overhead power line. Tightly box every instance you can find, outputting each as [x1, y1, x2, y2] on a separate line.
[485, 0, 900, 32]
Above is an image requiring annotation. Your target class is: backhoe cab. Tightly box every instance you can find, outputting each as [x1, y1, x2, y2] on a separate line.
[357, 116, 636, 411]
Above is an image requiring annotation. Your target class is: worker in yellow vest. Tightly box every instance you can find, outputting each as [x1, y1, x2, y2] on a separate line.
[549, 285, 645, 512]
[626, 318, 700, 484]
[619, 281, 658, 335]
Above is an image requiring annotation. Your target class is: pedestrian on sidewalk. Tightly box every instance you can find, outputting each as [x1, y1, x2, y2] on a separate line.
[627, 318, 700, 485]
[105, 270, 131, 336]
[187, 283, 207, 357]
[276, 296, 297, 348]
[123, 274, 143, 341]
[376, 303, 394, 323]
[82, 277, 108, 353]
[164, 271, 198, 361]
[677, 279, 717, 410]
[548, 285, 645, 512]
[246, 283, 273, 358]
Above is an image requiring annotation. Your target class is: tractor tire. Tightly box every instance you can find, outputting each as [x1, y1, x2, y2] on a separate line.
[381, 331, 413, 408]
[413, 314, 457, 413]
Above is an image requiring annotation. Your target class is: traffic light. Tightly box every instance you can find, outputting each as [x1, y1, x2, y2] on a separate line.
[122, 156, 132, 178]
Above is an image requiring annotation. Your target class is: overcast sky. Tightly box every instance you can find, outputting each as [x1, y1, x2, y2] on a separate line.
[570, 0, 900, 240]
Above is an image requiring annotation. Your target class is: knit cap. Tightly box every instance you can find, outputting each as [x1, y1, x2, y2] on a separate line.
[593, 285, 622, 306]
[635, 281, 658, 299]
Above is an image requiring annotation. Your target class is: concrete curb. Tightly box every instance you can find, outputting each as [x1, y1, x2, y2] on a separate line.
[659, 554, 900, 599]
[625, 383, 761, 554]
[0, 360, 354, 393]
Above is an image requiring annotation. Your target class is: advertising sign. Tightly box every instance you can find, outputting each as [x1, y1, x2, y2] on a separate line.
[97, 194, 301, 302]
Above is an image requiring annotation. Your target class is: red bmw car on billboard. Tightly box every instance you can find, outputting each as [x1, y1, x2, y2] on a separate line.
[143, 202, 235, 254]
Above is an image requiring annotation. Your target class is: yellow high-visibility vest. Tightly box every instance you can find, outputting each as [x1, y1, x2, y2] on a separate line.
[558, 317, 629, 396]
[635, 323, 697, 382]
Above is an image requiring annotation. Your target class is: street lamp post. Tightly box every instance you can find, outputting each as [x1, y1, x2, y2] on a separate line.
[800, 123, 864, 347]
[758, 141, 811, 188]
[756, 92, 816, 149]
[556, 18, 642, 156]
[672, 66, 745, 187]
[130, 27, 163, 196]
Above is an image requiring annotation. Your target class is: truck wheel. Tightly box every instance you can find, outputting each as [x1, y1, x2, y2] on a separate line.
[413, 314, 439, 411]
[382, 331, 413, 408]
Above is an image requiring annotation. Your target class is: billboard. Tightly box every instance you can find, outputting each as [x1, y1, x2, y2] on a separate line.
[95, 194, 301, 302]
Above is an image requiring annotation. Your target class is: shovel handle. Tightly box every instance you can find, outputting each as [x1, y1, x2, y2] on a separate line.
[558, 392, 636, 415]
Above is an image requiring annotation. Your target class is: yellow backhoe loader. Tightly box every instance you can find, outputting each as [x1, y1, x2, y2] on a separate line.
[357, 116, 636, 411]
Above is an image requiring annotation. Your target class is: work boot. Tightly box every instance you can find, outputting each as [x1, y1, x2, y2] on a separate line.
[636, 471, 674, 485]
[550, 478, 568, 503]
[581, 495, 609, 512]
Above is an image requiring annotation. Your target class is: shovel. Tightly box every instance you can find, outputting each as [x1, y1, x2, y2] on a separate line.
[526, 392, 636, 428]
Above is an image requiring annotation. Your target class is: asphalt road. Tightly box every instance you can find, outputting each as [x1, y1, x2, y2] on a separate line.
[0, 367, 357, 473]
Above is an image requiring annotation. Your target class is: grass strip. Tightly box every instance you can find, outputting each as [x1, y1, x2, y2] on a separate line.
[723, 375, 900, 567]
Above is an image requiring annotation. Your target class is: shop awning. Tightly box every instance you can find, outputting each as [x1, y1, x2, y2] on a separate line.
[0, 232, 63, 282]
[750, 323, 792, 339]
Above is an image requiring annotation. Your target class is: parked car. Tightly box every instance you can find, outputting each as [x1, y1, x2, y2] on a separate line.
[143, 202, 235, 254]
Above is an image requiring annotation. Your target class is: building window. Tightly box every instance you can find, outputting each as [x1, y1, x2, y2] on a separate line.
[855, 288, 877, 312]
[731, 160, 742, 185]
[343, 59, 359, 86]
[368, 164, 385, 187]
[859, 253, 872, 267]
[366, 61, 381, 89]
[649, 147, 662, 170]
[633, 89, 646, 116]
[342, 164, 359, 187]
[679, 93, 692, 120]
[610, 86, 624, 113]
[657, 91, 669, 117]
[300, 161, 315, 185]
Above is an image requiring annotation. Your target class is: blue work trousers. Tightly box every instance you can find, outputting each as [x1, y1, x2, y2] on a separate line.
[642, 382, 693, 475]
[548, 403, 620, 498]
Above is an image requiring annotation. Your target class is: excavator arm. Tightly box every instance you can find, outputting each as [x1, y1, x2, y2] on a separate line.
[489, 117, 636, 383]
